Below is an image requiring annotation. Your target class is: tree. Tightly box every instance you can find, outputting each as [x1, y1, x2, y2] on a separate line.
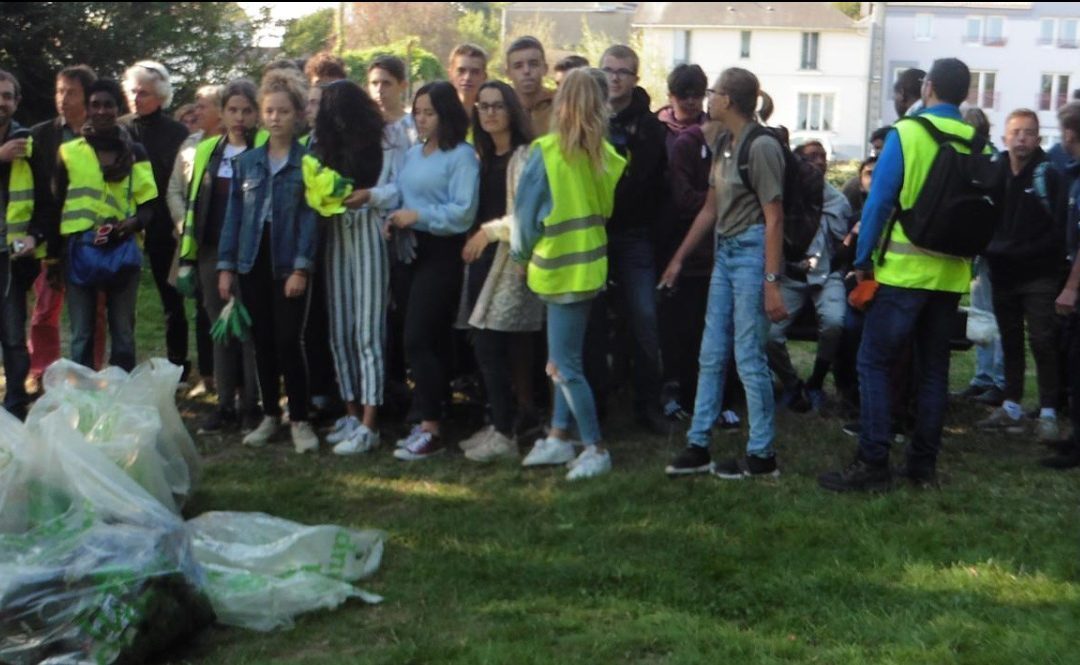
[0, 2, 267, 125]
[279, 7, 335, 59]
[341, 39, 445, 91]
[344, 2, 464, 66]
[833, 2, 863, 19]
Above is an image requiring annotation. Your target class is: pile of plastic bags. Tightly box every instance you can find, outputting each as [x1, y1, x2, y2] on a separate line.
[0, 360, 385, 664]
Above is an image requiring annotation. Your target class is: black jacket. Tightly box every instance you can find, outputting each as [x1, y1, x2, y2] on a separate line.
[984, 147, 1069, 284]
[28, 117, 74, 255]
[120, 109, 188, 245]
[608, 87, 667, 235]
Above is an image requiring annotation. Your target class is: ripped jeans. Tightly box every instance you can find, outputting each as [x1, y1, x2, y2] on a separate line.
[546, 298, 602, 445]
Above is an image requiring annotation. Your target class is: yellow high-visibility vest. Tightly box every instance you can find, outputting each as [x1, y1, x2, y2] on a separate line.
[527, 134, 626, 296]
[58, 138, 157, 237]
[874, 114, 982, 293]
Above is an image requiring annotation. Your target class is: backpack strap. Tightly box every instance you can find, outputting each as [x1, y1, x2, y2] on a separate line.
[1032, 161, 1054, 217]
[735, 124, 772, 194]
[902, 115, 987, 155]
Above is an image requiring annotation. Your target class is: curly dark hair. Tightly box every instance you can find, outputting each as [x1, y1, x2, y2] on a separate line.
[313, 80, 385, 189]
[471, 80, 533, 171]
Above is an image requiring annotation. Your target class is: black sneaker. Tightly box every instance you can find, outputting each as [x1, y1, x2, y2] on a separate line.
[818, 458, 892, 493]
[1040, 444, 1080, 470]
[198, 408, 238, 434]
[951, 384, 987, 400]
[972, 386, 1004, 407]
[712, 454, 780, 480]
[665, 446, 712, 476]
[894, 462, 938, 489]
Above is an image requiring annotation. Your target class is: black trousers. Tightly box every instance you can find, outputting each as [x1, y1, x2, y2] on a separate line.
[472, 329, 515, 436]
[1064, 313, 1080, 439]
[402, 235, 464, 422]
[146, 239, 188, 370]
[658, 273, 709, 407]
[992, 276, 1061, 409]
[240, 235, 312, 422]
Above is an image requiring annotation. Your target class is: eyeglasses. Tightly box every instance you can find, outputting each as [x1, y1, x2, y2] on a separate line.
[706, 89, 727, 98]
[475, 102, 506, 114]
[601, 67, 637, 79]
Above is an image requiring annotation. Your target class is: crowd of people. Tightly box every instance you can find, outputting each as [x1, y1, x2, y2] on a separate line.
[1, 36, 1079, 489]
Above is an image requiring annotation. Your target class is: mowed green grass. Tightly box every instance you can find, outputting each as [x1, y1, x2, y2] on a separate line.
[125, 272, 1080, 663]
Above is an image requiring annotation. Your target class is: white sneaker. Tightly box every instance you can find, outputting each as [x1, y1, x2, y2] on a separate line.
[522, 437, 576, 467]
[459, 425, 495, 452]
[333, 425, 380, 455]
[242, 416, 281, 447]
[291, 421, 320, 454]
[396, 424, 424, 448]
[466, 430, 519, 463]
[566, 448, 611, 481]
[326, 416, 360, 444]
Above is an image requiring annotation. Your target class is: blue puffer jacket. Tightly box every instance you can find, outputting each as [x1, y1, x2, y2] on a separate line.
[217, 139, 318, 279]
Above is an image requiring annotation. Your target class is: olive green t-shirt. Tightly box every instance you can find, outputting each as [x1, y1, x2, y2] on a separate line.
[708, 124, 785, 238]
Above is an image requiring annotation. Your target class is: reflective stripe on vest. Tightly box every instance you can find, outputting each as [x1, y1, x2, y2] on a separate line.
[873, 114, 976, 294]
[59, 138, 159, 236]
[526, 134, 626, 296]
[180, 129, 267, 260]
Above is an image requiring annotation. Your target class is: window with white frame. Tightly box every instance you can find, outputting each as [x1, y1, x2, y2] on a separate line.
[797, 93, 835, 131]
[985, 16, 1005, 45]
[1061, 18, 1079, 48]
[1039, 74, 1071, 111]
[967, 71, 997, 109]
[914, 14, 933, 40]
[1039, 18, 1055, 45]
[964, 16, 982, 43]
[673, 30, 690, 66]
[800, 32, 819, 70]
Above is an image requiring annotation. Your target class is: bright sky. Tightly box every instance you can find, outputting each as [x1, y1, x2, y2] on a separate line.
[239, 2, 339, 47]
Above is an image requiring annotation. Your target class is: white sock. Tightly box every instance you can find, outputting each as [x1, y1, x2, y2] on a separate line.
[1040, 408, 1057, 420]
[1002, 400, 1023, 420]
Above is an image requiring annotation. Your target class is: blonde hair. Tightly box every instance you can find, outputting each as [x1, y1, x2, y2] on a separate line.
[552, 68, 609, 173]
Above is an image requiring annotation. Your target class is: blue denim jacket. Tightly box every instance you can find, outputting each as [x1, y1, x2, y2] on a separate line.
[217, 140, 318, 279]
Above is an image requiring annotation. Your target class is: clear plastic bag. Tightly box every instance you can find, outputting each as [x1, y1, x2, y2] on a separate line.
[188, 512, 384, 631]
[26, 359, 201, 512]
[965, 306, 999, 346]
[0, 408, 213, 665]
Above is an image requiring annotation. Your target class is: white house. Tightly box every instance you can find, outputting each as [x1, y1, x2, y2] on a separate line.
[881, 2, 1080, 146]
[634, 2, 873, 159]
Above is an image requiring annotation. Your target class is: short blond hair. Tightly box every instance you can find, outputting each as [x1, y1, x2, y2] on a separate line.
[449, 43, 488, 69]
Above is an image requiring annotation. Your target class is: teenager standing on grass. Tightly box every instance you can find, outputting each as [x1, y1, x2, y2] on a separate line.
[512, 68, 626, 481]
[179, 79, 262, 435]
[217, 70, 320, 455]
[308, 81, 397, 456]
[390, 81, 480, 461]
[660, 67, 788, 480]
[457, 80, 542, 463]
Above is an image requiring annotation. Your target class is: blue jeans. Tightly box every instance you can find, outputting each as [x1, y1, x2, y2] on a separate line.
[969, 258, 1004, 390]
[547, 299, 602, 445]
[857, 284, 960, 469]
[687, 224, 775, 457]
[67, 268, 140, 372]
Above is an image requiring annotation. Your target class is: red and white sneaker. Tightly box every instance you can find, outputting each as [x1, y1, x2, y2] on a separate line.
[393, 428, 445, 461]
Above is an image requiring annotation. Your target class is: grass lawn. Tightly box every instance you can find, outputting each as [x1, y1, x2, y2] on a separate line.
[94, 273, 1080, 662]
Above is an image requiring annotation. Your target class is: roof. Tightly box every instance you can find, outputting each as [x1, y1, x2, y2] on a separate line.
[632, 2, 859, 30]
[887, 2, 1032, 9]
[506, 2, 638, 13]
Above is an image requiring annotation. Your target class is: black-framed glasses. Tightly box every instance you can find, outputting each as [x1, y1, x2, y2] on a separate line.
[475, 102, 507, 114]
[601, 67, 637, 79]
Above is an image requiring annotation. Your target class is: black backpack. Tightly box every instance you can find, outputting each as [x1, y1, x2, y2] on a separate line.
[735, 125, 824, 262]
[881, 115, 1003, 261]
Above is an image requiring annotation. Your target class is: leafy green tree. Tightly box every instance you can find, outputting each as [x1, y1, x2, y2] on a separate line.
[279, 7, 335, 58]
[833, 2, 862, 19]
[342, 39, 446, 88]
[0, 2, 267, 125]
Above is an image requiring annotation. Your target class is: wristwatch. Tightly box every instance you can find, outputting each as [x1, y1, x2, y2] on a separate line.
[764, 272, 780, 283]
